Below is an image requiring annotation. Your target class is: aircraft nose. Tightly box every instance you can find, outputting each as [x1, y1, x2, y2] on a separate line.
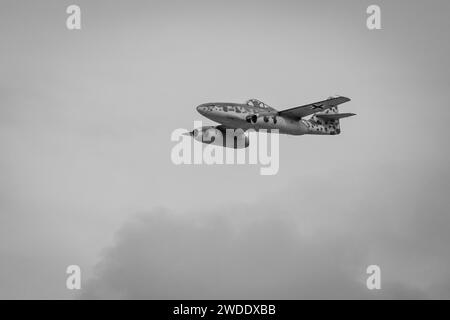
[196, 104, 208, 115]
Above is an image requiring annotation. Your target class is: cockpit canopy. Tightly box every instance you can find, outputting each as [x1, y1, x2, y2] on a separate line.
[245, 99, 271, 109]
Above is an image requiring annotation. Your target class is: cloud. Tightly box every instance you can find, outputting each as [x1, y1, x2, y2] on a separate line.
[82, 166, 449, 299]
[81, 207, 365, 299]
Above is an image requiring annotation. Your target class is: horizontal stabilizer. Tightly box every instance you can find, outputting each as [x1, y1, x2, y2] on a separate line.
[316, 113, 356, 120]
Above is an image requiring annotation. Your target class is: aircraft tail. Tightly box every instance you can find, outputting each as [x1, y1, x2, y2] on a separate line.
[309, 101, 355, 135]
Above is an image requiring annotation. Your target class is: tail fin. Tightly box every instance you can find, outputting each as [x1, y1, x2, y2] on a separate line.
[308, 101, 355, 135]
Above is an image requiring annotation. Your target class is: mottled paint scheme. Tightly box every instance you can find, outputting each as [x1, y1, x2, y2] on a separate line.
[197, 99, 345, 136]
[306, 106, 341, 135]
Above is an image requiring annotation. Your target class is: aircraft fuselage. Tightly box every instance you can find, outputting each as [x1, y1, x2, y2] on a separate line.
[197, 102, 311, 135]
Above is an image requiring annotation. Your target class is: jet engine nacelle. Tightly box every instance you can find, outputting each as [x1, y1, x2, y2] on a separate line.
[192, 126, 249, 149]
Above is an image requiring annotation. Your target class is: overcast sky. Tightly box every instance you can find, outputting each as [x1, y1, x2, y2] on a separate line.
[1, 0, 450, 299]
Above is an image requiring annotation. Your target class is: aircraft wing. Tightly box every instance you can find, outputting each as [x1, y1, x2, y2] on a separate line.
[278, 96, 351, 120]
[215, 124, 234, 133]
[215, 124, 247, 134]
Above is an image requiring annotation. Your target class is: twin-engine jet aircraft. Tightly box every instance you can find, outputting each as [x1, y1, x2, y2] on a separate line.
[185, 95, 355, 148]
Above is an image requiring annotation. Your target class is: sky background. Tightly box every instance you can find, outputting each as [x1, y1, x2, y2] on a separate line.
[1, 0, 450, 299]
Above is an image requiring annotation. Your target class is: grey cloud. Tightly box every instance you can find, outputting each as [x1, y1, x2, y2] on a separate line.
[80, 208, 428, 299]
[82, 165, 449, 299]
[81, 208, 371, 299]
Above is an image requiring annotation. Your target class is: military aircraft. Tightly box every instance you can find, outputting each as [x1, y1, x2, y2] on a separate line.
[185, 96, 355, 148]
